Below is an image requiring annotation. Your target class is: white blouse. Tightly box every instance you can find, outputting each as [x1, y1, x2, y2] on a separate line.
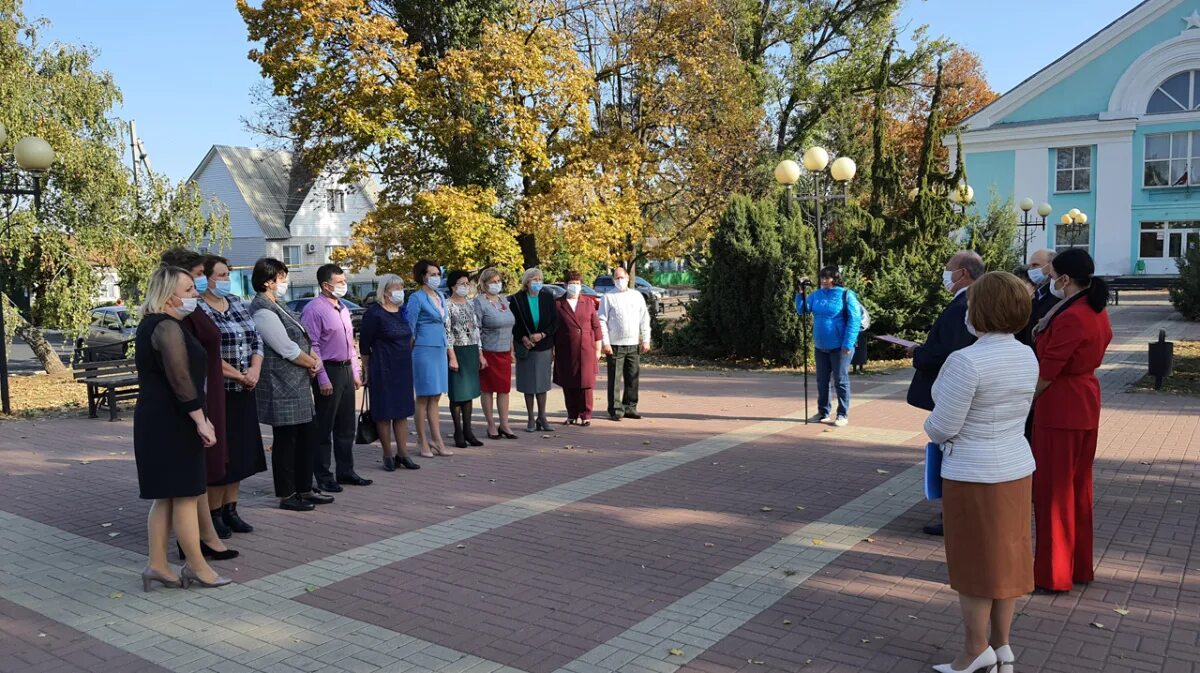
[924, 332, 1039, 484]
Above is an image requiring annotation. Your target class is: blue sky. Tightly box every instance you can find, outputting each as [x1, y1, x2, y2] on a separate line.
[28, 0, 1139, 182]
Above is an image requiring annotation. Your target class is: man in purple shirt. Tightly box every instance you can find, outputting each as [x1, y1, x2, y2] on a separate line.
[301, 264, 372, 491]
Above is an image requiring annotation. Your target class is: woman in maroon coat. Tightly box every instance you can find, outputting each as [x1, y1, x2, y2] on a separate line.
[553, 271, 603, 426]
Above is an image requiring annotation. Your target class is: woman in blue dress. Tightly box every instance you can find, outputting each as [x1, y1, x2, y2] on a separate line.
[407, 260, 452, 457]
[360, 274, 420, 472]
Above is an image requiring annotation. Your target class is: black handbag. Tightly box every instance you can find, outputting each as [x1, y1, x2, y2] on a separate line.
[355, 387, 378, 445]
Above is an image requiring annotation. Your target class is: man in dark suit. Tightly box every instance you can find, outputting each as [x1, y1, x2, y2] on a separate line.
[1017, 248, 1059, 346]
[907, 250, 983, 536]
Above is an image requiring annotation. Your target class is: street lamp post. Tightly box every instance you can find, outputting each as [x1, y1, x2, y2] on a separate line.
[1058, 208, 1089, 250]
[0, 122, 56, 415]
[1017, 197, 1053, 261]
[774, 147, 856, 272]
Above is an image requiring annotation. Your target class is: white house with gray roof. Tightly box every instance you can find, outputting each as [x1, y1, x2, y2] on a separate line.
[188, 145, 380, 299]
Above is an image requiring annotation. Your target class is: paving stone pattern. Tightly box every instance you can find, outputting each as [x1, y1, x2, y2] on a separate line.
[0, 291, 1195, 673]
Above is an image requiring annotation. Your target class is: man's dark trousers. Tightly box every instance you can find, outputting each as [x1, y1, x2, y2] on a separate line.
[607, 345, 640, 418]
[313, 362, 357, 481]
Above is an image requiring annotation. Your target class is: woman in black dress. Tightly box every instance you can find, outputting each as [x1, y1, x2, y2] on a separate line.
[136, 266, 232, 591]
[359, 274, 419, 471]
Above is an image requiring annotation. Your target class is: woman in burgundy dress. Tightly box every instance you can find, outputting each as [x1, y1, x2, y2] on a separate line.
[552, 271, 602, 426]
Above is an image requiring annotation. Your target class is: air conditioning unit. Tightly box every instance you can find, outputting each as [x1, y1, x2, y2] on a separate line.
[305, 243, 317, 254]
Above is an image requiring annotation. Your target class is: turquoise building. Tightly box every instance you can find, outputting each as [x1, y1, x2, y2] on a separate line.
[953, 0, 1200, 275]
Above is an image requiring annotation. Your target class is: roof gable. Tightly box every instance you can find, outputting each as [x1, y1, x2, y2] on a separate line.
[213, 145, 312, 240]
[964, 0, 1198, 130]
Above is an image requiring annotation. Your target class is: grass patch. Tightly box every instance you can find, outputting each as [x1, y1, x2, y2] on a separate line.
[0, 373, 88, 420]
[1132, 340, 1200, 397]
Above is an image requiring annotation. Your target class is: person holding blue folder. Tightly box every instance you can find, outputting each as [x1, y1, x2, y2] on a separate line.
[922, 272, 1039, 673]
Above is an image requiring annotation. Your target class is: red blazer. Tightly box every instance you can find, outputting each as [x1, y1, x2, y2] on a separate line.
[1034, 298, 1112, 430]
[552, 296, 601, 389]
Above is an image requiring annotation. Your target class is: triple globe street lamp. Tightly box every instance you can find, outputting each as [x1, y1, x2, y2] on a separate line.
[774, 146, 857, 271]
[0, 121, 56, 415]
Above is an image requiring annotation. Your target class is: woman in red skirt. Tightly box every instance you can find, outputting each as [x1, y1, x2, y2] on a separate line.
[1031, 248, 1112, 593]
[473, 267, 517, 439]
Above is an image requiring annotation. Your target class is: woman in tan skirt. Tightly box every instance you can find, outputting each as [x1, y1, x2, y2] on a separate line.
[924, 272, 1039, 673]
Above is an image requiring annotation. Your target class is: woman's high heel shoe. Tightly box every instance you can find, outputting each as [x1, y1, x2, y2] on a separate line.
[141, 565, 182, 592]
[178, 541, 239, 561]
[994, 645, 1014, 673]
[397, 456, 421, 470]
[180, 564, 233, 589]
[932, 647, 997, 673]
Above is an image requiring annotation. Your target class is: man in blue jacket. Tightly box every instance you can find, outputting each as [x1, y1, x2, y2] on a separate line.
[795, 266, 863, 427]
[907, 250, 982, 535]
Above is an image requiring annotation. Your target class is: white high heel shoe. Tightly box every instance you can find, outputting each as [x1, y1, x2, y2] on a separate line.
[994, 644, 1014, 673]
[932, 646, 997, 673]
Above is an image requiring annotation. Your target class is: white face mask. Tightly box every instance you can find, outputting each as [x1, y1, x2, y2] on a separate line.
[176, 297, 198, 316]
[330, 283, 348, 298]
[425, 274, 441, 290]
[964, 311, 978, 338]
[274, 281, 289, 298]
[566, 283, 582, 297]
[1049, 275, 1067, 299]
[454, 285, 469, 298]
[942, 269, 956, 292]
[1027, 267, 1046, 285]
[389, 289, 404, 304]
[614, 277, 629, 291]
[487, 283, 502, 295]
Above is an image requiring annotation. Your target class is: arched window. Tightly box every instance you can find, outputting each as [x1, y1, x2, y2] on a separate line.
[1146, 70, 1199, 114]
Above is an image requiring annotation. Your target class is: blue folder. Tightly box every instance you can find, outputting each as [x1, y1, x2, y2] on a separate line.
[925, 442, 943, 500]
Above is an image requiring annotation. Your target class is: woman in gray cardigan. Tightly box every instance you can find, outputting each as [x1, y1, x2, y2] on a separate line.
[249, 258, 334, 512]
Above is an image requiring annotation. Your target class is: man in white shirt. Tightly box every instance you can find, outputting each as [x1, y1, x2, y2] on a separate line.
[598, 266, 651, 420]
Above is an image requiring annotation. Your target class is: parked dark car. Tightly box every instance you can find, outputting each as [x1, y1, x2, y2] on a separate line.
[73, 306, 137, 363]
[592, 275, 663, 313]
[546, 282, 602, 308]
[286, 298, 366, 333]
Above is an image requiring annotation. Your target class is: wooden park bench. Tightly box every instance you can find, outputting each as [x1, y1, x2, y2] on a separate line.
[72, 339, 138, 421]
[1103, 275, 1174, 306]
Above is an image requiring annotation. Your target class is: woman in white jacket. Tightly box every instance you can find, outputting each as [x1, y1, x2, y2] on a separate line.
[924, 271, 1039, 673]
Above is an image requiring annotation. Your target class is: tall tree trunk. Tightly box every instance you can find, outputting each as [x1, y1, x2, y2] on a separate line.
[517, 233, 539, 270]
[2, 297, 67, 376]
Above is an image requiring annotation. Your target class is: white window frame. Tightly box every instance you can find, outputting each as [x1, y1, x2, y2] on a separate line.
[324, 245, 346, 263]
[327, 189, 346, 213]
[282, 245, 302, 266]
[1143, 131, 1199, 189]
[1054, 146, 1091, 193]
[1145, 71, 1198, 115]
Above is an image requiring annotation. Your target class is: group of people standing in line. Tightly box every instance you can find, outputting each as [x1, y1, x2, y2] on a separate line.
[134, 250, 652, 591]
[911, 248, 1111, 673]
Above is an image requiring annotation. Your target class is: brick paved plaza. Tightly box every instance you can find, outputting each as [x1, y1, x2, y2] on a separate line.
[0, 293, 1196, 673]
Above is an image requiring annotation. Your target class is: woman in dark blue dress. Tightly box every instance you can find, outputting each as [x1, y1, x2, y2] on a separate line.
[360, 274, 420, 472]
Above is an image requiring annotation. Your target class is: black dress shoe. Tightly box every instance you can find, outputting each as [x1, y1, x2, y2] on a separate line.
[337, 473, 373, 486]
[382, 456, 396, 472]
[608, 414, 622, 422]
[499, 430, 518, 439]
[922, 523, 944, 536]
[624, 412, 642, 420]
[178, 541, 240, 561]
[280, 495, 316, 511]
[210, 509, 233, 539]
[398, 456, 421, 470]
[300, 491, 335, 505]
[1033, 585, 1067, 595]
[221, 503, 254, 534]
[316, 479, 343, 493]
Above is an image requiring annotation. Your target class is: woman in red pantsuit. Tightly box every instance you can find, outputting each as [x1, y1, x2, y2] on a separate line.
[1031, 248, 1112, 594]
[553, 271, 602, 426]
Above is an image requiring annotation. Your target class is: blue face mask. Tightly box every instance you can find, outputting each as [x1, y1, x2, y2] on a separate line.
[530, 281, 544, 294]
[214, 280, 233, 296]
[194, 276, 208, 293]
